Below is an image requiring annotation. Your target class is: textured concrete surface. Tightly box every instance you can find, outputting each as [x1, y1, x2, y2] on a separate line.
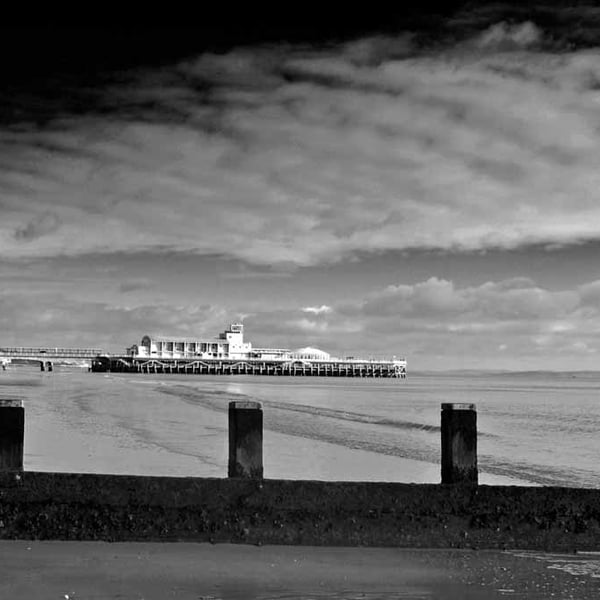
[1, 472, 600, 550]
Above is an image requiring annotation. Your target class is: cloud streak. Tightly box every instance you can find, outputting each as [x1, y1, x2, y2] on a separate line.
[3, 18, 600, 266]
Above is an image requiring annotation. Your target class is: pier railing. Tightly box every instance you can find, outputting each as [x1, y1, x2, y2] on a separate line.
[91, 356, 407, 378]
[0, 347, 103, 359]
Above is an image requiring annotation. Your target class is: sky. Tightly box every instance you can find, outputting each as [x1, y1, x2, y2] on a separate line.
[3, 3, 600, 370]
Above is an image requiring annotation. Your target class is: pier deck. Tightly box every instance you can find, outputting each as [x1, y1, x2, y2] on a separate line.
[91, 356, 407, 378]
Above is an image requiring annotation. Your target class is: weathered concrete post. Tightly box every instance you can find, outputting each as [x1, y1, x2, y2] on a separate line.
[228, 400, 263, 479]
[441, 403, 477, 485]
[0, 399, 24, 471]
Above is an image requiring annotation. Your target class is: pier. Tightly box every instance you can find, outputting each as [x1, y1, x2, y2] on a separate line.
[91, 356, 407, 378]
[0, 347, 104, 371]
[116, 323, 407, 378]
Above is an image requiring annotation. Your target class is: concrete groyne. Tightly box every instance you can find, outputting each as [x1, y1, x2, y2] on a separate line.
[1, 400, 599, 550]
[1, 473, 599, 550]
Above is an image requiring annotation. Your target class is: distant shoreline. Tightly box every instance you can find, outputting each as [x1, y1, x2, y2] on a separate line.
[411, 369, 600, 376]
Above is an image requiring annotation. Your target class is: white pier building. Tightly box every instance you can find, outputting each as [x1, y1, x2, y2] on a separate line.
[128, 323, 292, 361]
[118, 323, 406, 378]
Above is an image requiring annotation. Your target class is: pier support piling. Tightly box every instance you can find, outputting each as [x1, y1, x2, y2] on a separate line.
[0, 399, 24, 471]
[228, 401, 263, 479]
[441, 403, 477, 485]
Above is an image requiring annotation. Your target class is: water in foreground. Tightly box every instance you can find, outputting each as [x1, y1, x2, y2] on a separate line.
[1, 367, 599, 487]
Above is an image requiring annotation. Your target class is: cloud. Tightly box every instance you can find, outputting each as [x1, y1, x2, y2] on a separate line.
[342, 34, 416, 66]
[354, 278, 469, 318]
[290, 318, 329, 333]
[446, 4, 600, 51]
[353, 276, 582, 325]
[470, 21, 543, 50]
[302, 305, 332, 314]
[0, 291, 228, 350]
[4, 21, 600, 266]
[226, 273, 600, 369]
[14, 212, 61, 241]
[118, 279, 154, 293]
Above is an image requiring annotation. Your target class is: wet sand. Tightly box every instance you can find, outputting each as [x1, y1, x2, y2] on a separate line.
[1, 541, 599, 599]
[10, 370, 534, 485]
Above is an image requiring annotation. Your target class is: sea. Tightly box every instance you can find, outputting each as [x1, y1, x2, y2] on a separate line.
[0, 366, 598, 488]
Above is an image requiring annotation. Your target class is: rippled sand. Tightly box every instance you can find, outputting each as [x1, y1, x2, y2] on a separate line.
[2, 367, 599, 486]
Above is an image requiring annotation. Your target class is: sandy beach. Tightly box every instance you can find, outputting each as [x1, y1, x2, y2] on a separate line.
[7, 369, 554, 486]
[1, 540, 600, 599]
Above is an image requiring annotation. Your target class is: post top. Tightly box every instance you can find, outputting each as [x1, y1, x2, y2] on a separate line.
[229, 400, 262, 410]
[441, 402, 476, 411]
[0, 399, 23, 408]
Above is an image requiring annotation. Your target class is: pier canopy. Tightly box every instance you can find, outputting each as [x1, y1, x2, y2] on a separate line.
[292, 347, 331, 360]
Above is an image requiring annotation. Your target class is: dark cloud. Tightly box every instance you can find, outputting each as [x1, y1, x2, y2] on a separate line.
[4, 3, 600, 126]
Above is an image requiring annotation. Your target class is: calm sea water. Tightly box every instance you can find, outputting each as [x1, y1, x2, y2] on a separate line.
[1, 366, 598, 488]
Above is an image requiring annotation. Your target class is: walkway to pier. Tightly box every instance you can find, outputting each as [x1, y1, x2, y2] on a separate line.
[0, 347, 103, 371]
[0, 347, 103, 359]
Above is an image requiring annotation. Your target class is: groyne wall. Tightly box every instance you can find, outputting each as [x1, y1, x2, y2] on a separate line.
[1, 472, 599, 550]
[1, 400, 598, 550]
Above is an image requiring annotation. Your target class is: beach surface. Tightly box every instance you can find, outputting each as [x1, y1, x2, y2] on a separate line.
[7, 368, 600, 487]
[1, 540, 600, 599]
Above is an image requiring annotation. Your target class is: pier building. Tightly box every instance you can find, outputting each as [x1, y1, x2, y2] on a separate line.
[128, 323, 291, 360]
[94, 324, 407, 378]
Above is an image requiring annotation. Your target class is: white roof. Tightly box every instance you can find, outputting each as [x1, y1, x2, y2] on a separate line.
[145, 335, 217, 343]
[294, 347, 330, 357]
